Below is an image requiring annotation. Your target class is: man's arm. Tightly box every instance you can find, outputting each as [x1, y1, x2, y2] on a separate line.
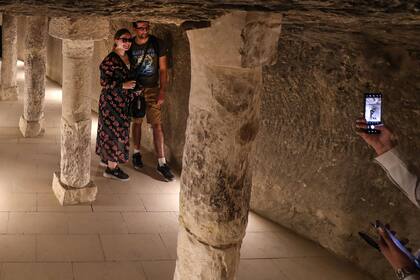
[375, 148, 420, 208]
[157, 55, 168, 106]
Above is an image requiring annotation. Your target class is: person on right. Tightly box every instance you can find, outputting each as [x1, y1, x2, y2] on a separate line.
[128, 20, 174, 182]
[356, 118, 419, 207]
[356, 118, 420, 279]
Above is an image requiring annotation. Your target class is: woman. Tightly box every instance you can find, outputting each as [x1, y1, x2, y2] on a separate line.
[96, 28, 137, 181]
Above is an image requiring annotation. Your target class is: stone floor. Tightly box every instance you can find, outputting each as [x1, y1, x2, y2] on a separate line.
[0, 61, 373, 279]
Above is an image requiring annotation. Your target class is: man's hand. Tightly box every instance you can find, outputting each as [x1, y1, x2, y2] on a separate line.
[156, 89, 165, 106]
[355, 117, 395, 156]
[377, 226, 416, 271]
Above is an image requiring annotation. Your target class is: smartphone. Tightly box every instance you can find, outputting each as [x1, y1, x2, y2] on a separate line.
[358, 231, 380, 251]
[373, 221, 420, 269]
[364, 93, 382, 134]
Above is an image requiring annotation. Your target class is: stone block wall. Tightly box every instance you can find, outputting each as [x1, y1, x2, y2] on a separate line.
[250, 21, 420, 280]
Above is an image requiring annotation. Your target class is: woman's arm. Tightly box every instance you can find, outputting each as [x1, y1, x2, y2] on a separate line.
[99, 55, 125, 90]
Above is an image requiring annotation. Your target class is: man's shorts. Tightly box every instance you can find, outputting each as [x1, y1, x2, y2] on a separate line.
[131, 87, 161, 125]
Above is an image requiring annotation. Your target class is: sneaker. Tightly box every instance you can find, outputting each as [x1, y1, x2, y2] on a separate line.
[103, 166, 130, 182]
[132, 152, 144, 169]
[157, 163, 175, 182]
[99, 159, 107, 167]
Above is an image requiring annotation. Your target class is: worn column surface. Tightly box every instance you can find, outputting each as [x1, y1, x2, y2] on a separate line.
[175, 12, 281, 280]
[19, 16, 48, 137]
[49, 17, 109, 205]
[0, 13, 18, 101]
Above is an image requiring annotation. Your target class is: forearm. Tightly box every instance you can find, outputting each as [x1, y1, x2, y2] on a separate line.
[375, 148, 420, 208]
[404, 274, 420, 280]
[100, 77, 123, 90]
[159, 69, 167, 91]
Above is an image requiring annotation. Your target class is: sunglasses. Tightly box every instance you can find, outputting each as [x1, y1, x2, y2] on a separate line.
[118, 38, 132, 43]
[134, 26, 149, 31]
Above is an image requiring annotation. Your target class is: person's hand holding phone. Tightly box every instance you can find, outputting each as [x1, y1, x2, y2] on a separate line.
[355, 118, 396, 156]
[377, 225, 416, 271]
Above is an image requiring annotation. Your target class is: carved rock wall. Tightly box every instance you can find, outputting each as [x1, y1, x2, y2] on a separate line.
[250, 17, 420, 280]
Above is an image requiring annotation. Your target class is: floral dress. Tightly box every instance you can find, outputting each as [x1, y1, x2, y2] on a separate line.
[96, 52, 135, 164]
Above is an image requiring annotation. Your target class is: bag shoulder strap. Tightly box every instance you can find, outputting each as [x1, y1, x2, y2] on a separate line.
[136, 38, 151, 71]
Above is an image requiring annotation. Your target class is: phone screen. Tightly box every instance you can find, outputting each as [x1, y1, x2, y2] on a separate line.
[385, 228, 417, 262]
[364, 93, 382, 133]
[372, 221, 420, 268]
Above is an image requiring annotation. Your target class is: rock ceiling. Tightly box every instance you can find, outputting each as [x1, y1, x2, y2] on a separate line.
[0, 0, 418, 23]
[1, 1, 419, 48]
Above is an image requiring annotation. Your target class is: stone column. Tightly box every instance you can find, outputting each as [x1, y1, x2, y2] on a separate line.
[19, 16, 48, 137]
[0, 13, 18, 101]
[49, 17, 109, 205]
[175, 12, 282, 280]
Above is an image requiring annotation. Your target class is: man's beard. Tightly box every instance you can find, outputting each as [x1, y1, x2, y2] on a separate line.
[139, 33, 148, 39]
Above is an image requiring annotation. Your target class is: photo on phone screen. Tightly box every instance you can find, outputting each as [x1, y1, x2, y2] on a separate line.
[364, 93, 382, 134]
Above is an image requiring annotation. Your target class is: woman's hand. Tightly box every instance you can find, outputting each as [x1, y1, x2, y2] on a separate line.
[122, 80, 136, 90]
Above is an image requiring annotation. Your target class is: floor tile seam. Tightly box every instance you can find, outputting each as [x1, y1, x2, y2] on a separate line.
[96, 233, 107, 262]
[35, 193, 39, 212]
[99, 232, 167, 237]
[105, 257, 176, 262]
[135, 261, 149, 280]
[0, 261, 4, 280]
[240, 256, 328, 261]
[4, 212, 10, 235]
[0, 260, 155, 264]
[70, 261, 76, 280]
[239, 256, 330, 260]
[157, 232, 174, 260]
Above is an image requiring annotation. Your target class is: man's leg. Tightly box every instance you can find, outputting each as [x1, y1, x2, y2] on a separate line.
[132, 118, 144, 169]
[152, 122, 174, 181]
[132, 117, 143, 150]
[152, 123, 165, 159]
[148, 97, 174, 181]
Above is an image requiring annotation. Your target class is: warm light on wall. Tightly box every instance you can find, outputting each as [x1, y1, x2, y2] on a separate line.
[16, 60, 24, 81]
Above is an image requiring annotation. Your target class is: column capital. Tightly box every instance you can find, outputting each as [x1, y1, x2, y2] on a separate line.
[49, 17, 110, 41]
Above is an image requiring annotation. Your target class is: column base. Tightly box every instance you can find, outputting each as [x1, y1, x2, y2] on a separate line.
[174, 226, 241, 280]
[19, 115, 45, 137]
[0, 86, 18, 101]
[52, 172, 97, 206]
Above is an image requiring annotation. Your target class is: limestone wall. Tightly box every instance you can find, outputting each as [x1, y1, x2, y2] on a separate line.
[16, 16, 25, 60]
[250, 20, 420, 280]
[46, 36, 62, 85]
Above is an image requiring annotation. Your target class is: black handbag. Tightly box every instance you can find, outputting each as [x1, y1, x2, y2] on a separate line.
[131, 94, 147, 118]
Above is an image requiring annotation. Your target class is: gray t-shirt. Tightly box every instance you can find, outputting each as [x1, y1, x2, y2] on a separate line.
[129, 35, 167, 88]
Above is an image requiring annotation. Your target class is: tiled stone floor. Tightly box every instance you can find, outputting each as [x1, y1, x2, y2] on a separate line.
[0, 61, 373, 279]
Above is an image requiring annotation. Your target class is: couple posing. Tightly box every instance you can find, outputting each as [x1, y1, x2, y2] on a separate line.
[95, 20, 174, 182]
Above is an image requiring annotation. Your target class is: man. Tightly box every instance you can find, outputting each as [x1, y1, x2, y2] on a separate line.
[356, 118, 420, 279]
[129, 20, 174, 181]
